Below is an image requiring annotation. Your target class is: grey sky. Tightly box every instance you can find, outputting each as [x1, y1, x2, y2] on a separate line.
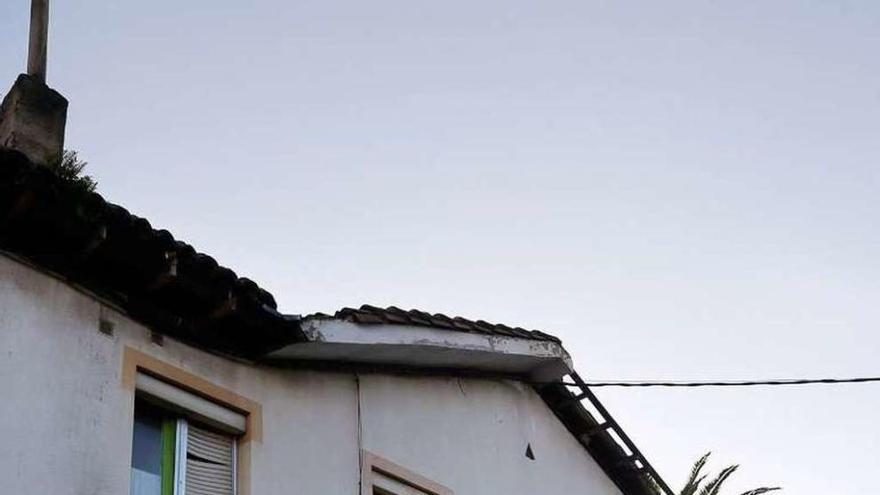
[2, 1, 878, 493]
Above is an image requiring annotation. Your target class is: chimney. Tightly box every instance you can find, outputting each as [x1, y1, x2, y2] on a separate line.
[0, 74, 68, 166]
[0, 0, 67, 166]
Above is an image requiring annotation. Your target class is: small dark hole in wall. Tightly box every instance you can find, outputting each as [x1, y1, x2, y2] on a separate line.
[525, 443, 535, 460]
[150, 332, 164, 346]
[98, 319, 114, 337]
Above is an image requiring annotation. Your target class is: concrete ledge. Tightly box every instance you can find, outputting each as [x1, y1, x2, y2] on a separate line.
[268, 319, 574, 381]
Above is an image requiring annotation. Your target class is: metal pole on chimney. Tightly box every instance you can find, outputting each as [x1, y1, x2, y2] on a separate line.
[27, 0, 49, 84]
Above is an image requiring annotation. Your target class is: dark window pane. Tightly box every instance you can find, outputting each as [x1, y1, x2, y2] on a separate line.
[131, 402, 163, 495]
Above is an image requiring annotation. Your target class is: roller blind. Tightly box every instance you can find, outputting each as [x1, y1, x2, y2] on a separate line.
[175, 421, 236, 495]
[135, 373, 246, 435]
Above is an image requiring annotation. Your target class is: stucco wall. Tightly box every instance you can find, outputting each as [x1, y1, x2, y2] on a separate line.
[359, 374, 622, 494]
[0, 254, 360, 495]
[0, 254, 621, 495]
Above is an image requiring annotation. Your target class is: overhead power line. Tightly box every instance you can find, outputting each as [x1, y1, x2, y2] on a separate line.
[555, 376, 880, 388]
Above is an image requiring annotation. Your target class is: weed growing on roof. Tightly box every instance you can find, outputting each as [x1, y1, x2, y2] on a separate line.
[48, 149, 97, 193]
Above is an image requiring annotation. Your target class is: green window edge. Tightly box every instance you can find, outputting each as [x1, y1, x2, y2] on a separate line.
[160, 419, 176, 495]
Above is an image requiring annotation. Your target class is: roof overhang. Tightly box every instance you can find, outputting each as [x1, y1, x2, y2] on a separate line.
[0, 149, 304, 360]
[0, 149, 665, 495]
[266, 318, 574, 381]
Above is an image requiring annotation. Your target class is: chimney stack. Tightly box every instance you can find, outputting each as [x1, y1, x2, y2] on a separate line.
[0, 0, 67, 166]
[0, 74, 68, 166]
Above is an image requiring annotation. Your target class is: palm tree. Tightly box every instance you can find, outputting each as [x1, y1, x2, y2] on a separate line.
[678, 452, 780, 495]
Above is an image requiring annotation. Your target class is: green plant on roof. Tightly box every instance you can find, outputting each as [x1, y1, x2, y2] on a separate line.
[48, 149, 97, 193]
[678, 452, 780, 495]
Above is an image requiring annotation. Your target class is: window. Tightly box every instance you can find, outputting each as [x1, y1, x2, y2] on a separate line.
[131, 372, 244, 495]
[361, 451, 453, 495]
[131, 402, 173, 495]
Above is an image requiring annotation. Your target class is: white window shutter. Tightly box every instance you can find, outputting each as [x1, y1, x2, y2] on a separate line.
[175, 421, 236, 495]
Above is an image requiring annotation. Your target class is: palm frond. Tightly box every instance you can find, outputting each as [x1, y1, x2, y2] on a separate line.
[680, 452, 712, 495]
[678, 453, 780, 495]
[697, 465, 739, 495]
[739, 488, 782, 495]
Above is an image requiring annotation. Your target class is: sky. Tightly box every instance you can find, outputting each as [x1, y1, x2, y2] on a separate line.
[2, 1, 879, 493]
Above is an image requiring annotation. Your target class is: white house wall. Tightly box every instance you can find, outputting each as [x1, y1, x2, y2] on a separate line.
[359, 374, 622, 495]
[0, 254, 360, 495]
[0, 254, 622, 495]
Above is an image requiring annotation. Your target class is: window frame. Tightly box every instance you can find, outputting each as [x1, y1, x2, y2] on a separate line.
[131, 401, 239, 495]
[361, 451, 453, 495]
[124, 347, 260, 495]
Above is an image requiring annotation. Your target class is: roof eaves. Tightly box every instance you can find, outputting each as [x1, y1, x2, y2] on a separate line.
[0, 149, 305, 359]
[535, 382, 664, 495]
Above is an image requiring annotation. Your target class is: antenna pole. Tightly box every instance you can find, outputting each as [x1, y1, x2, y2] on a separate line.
[27, 0, 49, 83]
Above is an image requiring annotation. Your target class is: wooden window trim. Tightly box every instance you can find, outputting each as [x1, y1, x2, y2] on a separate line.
[361, 450, 453, 495]
[123, 347, 260, 495]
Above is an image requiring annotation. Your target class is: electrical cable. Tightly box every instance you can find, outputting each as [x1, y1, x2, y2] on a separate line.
[554, 376, 880, 388]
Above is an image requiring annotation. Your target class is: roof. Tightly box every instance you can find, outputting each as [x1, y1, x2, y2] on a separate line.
[0, 147, 664, 495]
[312, 304, 562, 343]
[537, 381, 662, 495]
[0, 149, 304, 358]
